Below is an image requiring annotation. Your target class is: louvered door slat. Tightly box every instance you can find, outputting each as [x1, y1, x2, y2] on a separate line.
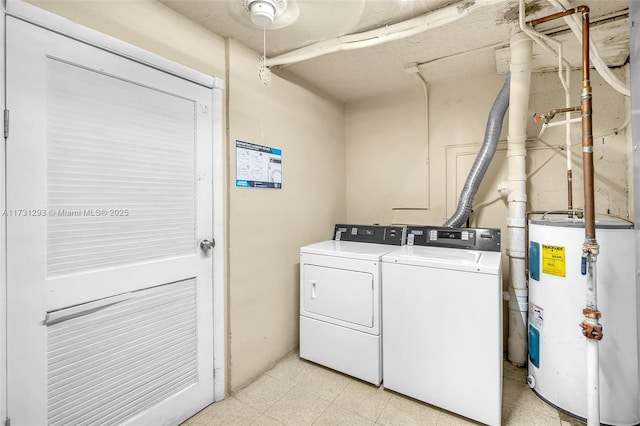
[46, 58, 197, 276]
[48, 307, 196, 364]
[47, 279, 198, 426]
[48, 333, 197, 399]
[8, 17, 215, 425]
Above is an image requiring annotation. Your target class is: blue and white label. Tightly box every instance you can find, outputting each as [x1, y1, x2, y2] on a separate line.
[528, 325, 541, 368]
[529, 303, 544, 329]
[235, 140, 282, 189]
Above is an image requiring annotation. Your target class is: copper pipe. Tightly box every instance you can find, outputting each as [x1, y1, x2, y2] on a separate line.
[529, 7, 601, 422]
[546, 106, 581, 120]
[549, 106, 581, 116]
[536, 105, 581, 123]
[529, 5, 595, 239]
[567, 170, 574, 215]
[529, 7, 580, 26]
[579, 6, 596, 240]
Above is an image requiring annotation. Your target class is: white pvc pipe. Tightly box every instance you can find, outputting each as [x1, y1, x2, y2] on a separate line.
[518, 0, 574, 188]
[537, 117, 582, 139]
[505, 31, 533, 366]
[518, 0, 571, 95]
[546, 3, 605, 422]
[585, 254, 600, 426]
[544, 117, 582, 128]
[266, 0, 507, 66]
[587, 337, 600, 425]
[415, 73, 431, 210]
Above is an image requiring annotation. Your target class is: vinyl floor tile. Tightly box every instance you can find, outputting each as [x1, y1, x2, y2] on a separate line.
[503, 378, 560, 418]
[265, 386, 331, 426]
[313, 404, 374, 426]
[333, 379, 391, 421]
[376, 394, 441, 426]
[234, 374, 294, 412]
[185, 397, 261, 426]
[503, 402, 562, 426]
[183, 357, 572, 426]
[436, 411, 483, 425]
[295, 363, 352, 402]
[251, 414, 284, 426]
[265, 353, 312, 385]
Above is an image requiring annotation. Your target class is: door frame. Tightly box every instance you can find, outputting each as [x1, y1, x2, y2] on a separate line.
[0, 0, 227, 421]
[1, 1, 6, 423]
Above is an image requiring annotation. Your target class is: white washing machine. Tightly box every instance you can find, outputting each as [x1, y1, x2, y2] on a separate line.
[300, 224, 406, 385]
[382, 226, 502, 426]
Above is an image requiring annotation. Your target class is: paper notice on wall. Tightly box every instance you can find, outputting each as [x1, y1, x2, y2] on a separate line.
[235, 140, 282, 189]
[542, 244, 566, 277]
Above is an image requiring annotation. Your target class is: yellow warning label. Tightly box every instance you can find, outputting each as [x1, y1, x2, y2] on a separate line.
[542, 244, 566, 277]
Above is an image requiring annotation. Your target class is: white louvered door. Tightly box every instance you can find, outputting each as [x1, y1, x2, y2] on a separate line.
[6, 16, 215, 426]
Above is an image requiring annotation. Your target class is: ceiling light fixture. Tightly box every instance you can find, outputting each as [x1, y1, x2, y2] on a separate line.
[241, 0, 287, 27]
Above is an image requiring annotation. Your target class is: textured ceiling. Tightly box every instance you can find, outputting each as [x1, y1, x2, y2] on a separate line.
[160, 0, 630, 102]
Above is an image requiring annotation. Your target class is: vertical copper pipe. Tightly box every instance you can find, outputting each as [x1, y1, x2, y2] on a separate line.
[578, 6, 596, 240]
[530, 7, 597, 230]
[529, 6, 594, 237]
[575, 9, 602, 425]
[529, 8, 601, 424]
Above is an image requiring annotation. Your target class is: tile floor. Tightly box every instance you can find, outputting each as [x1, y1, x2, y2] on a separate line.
[182, 352, 585, 426]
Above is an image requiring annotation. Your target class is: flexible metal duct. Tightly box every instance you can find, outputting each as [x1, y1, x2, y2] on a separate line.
[443, 72, 510, 227]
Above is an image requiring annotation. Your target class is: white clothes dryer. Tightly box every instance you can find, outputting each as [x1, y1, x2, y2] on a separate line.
[300, 224, 405, 385]
[382, 226, 502, 426]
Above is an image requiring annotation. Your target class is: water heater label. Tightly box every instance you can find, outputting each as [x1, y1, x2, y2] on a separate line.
[529, 303, 544, 329]
[542, 244, 566, 277]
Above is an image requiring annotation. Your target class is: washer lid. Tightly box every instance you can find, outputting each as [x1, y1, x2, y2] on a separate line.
[301, 240, 402, 260]
[382, 245, 501, 274]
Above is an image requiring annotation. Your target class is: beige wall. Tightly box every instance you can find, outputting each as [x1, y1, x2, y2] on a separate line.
[528, 69, 629, 217]
[346, 69, 629, 348]
[227, 40, 345, 390]
[346, 74, 508, 227]
[346, 69, 630, 230]
[26, 0, 227, 78]
[26, 0, 346, 393]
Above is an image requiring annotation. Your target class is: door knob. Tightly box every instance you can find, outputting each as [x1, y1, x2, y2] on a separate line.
[200, 239, 215, 254]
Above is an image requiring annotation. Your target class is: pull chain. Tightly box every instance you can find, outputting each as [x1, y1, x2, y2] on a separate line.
[258, 26, 271, 85]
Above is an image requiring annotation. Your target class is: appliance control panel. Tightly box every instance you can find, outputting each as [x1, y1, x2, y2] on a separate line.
[406, 226, 501, 252]
[334, 224, 406, 245]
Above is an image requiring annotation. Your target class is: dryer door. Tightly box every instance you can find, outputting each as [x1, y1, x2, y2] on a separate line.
[301, 264, 374, 328]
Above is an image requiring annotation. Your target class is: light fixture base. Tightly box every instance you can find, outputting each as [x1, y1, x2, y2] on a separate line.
[240, 0, 288, 28]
